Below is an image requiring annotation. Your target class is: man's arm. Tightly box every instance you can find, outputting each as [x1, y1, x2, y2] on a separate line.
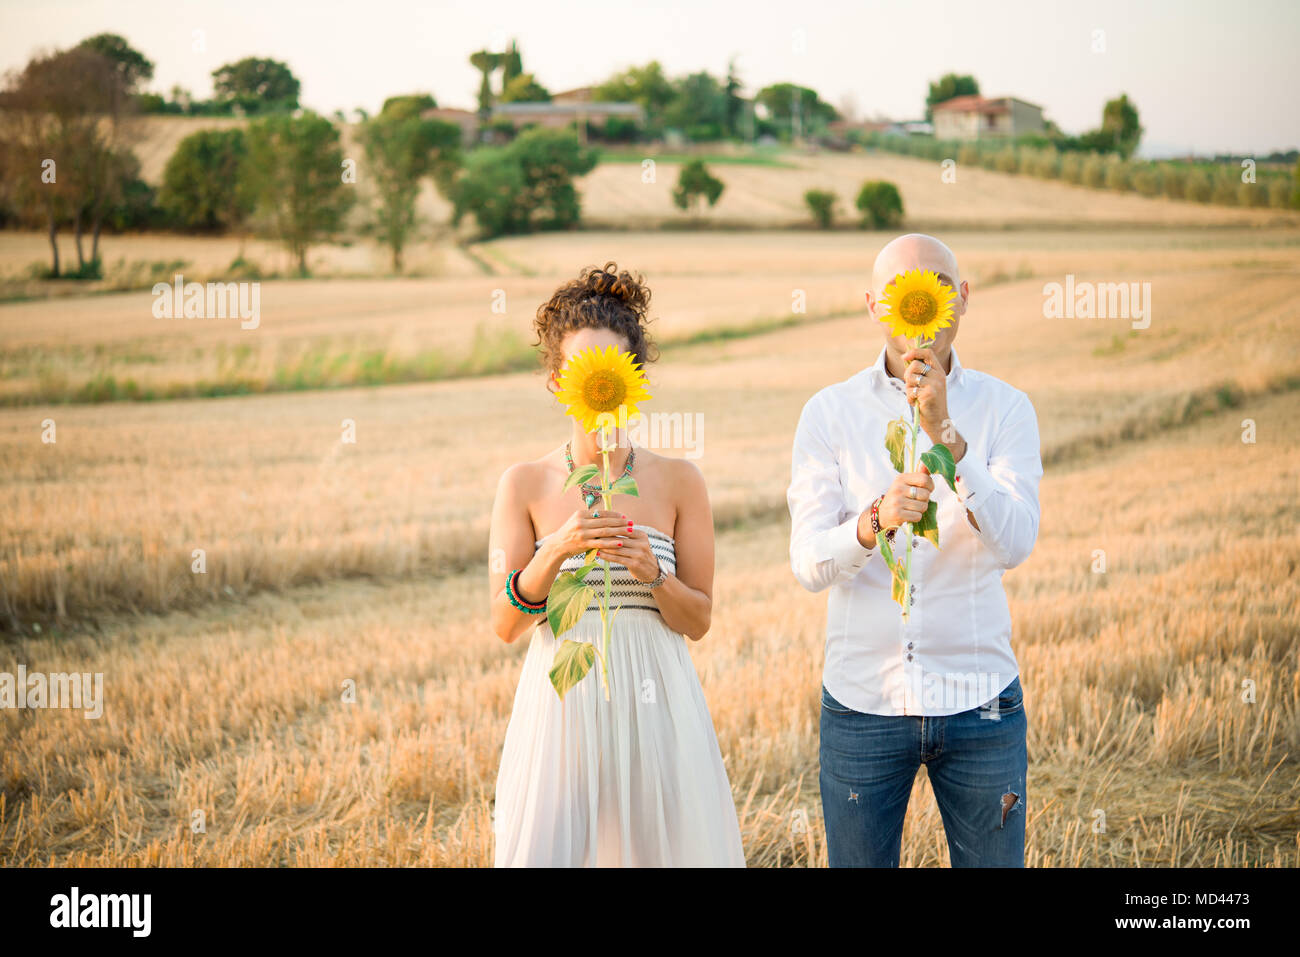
[787, 397, 876, 593]
[953, 391, 1043, 569]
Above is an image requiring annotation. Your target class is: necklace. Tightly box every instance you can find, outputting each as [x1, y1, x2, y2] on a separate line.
[565, 440, 635, 509]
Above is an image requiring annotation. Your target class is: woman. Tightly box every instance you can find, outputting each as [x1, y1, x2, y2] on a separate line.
[488, 262, 745, 867]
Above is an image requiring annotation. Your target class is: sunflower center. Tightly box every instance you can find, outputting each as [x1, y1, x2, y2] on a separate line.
[898, 290, 937, 327]
[582, 370, 627, 412]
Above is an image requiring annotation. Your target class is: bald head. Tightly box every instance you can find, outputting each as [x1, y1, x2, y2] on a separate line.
[871, 233, 961, 295]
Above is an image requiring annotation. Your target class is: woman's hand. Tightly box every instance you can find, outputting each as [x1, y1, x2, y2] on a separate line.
[543, 507, 633, 561]
[595, 527, 661, 582]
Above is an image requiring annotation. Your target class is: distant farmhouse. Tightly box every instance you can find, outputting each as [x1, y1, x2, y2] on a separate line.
[423, 86, 643, 144]
[931, 95, 1045, 140]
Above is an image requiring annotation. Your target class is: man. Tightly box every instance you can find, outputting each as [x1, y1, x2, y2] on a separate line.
[786, 233, 1043, 867]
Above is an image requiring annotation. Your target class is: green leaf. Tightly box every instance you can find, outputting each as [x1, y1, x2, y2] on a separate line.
[609, 475, 639, 497]
[549, 639, 597, 699]
[884, 417, 908, 473]
[919, 443, 957, 493]
[546, 571, 593, 637]
[561, 464, 599, 492]
[875, 529, 895, 570]
[890, 569, 907, 608]
[915, 500, 940, 550]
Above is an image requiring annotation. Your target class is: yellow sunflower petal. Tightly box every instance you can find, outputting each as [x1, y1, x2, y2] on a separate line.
[554, 344, 653, 433]
[877, 267, 956, 342]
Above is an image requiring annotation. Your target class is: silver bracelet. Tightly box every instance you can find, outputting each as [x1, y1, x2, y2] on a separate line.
[644, 559, 667, 589]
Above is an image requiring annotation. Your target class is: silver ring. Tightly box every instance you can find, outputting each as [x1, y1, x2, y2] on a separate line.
[922, 362, 931, 375]
[591, 510, 599, 518]
[911, 385, 919, 397]
[908, 486, 918, 500]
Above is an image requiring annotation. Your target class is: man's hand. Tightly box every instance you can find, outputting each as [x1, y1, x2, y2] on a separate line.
[858, 468, 934, 547]
[902, 345, 966, 462]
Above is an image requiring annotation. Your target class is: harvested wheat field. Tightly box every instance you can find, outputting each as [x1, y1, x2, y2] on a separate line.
[1, 220, 1298, 866]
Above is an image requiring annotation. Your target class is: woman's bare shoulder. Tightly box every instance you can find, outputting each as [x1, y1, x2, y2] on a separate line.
[496, 449, 560, 497]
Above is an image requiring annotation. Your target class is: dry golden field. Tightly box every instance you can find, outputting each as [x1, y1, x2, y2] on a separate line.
[1, 152, 1298, 866]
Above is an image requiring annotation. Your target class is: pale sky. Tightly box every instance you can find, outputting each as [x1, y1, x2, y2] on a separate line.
[1, 0, 1296, 157]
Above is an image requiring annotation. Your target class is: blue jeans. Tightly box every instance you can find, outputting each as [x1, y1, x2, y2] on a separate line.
[819, 676, 1027, 867]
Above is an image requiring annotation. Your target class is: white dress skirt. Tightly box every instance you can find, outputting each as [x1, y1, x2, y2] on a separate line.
[493, 524, 746, 867]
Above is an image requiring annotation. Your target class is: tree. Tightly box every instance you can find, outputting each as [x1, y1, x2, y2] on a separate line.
[724, 58, 744, 138]
[451, 128, 597, 237]
[469, 50, 502, 128]
[77, 33, 154, 91]
[0, 45, 132, 276]
[359, 113, 461, 270]
[855, 180, 904, 228]
[500, 73, 551, 103]
[1101, 93, 1143, 159]
[212, 57, 300, 114]
[158, 128, 253, 230]
[501, 40, 523, 86]
[665, 72, 729, 141]
[380, 93, 437, 120]
[243, 112, 354, 274]
[804, 189, 837, 228]
[925, 73, 980, 121]
[672, 160, 724, 214]
[755, 83, 838, 140]
[594, 61, 675, 134]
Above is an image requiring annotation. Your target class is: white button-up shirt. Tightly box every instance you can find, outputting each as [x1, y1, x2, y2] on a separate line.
[787, 345, 1042, 716]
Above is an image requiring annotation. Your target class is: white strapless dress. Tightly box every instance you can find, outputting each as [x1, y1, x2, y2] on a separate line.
[493, 524, 746, 867]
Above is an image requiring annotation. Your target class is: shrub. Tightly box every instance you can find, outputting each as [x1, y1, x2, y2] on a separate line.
[994, 147, 1019, 173]
[1237, 180, 1268, 208]
[671, 159, 725, 214]
[1184, 168, 1212, 202]
[1210, 169, 1239, 205]
[855, 180, 904, 229]
[158, 128, 253, 230]
[452, 127, 598, 237]
[803, 189, 837, 229]
[1033, 147, 1061, 179]
[1161, 164, 1187, 200]
[1268, 177, 1293, 209]
[957, 143, 980, 167]
[1104, 157, 1130, 191]
[1060, 153, 1083, 184]
[1081, 154, 1106, 188]
[1130, 165, 1159, 197]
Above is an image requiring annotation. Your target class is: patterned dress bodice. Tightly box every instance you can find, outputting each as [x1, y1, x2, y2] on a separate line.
[534, 524, 676, 613]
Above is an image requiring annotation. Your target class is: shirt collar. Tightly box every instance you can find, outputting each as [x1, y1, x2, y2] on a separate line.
[866, 345, 966, 388]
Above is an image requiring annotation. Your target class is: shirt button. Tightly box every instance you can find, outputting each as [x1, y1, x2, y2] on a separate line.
[912, 538, 920, 547]
[907, 642, 914, 649]
[906, 653, 914, 661]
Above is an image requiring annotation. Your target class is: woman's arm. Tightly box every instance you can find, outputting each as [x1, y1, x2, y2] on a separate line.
[489, 464, 635, 643]
[489, 464, 562, 643]
[596, 458, 714, 641]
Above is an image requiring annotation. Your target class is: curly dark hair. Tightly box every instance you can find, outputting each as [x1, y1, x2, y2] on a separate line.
[533, 262, 659, 382]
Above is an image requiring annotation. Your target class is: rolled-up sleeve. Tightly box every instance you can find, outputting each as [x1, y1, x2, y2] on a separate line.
[955, 389, 1042, 570]
[788, 395, 875, 592]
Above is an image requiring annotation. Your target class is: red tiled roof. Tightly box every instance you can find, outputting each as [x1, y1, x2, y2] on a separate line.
[932, 95, 1009, 115]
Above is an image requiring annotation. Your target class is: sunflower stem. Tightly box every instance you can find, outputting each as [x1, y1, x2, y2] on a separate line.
[900, 334, 929, 623]
[599, 425, 614, 700]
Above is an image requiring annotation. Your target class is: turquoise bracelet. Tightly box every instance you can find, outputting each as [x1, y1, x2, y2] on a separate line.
[506, 569, 547, 614]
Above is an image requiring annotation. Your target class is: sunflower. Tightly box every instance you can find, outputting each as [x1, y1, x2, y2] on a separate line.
[554, 344, 652, 433]
[877, 268, 956, 341]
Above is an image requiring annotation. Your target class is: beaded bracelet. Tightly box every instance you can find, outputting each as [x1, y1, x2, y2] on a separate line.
[505, 569, 547, 614]
[869, 495, 897, 543]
